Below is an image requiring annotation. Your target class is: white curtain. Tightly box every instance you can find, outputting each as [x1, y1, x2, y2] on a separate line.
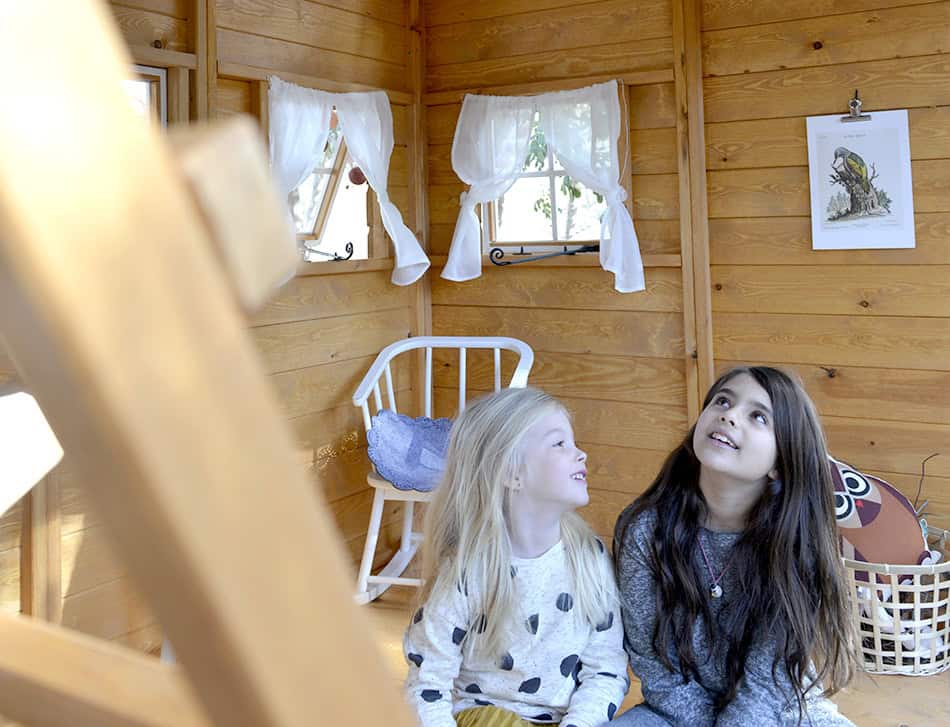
[444, 80, 644, 293]
[441, 94, 535, 283]
[335, 91, 429, 286]
[268, 76, 429, 286]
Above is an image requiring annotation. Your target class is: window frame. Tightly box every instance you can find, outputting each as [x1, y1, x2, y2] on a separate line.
[481, 120, 605, 255]
[127, 64, 168, 127]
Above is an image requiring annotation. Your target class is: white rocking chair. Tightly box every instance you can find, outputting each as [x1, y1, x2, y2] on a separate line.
[352, 336, 534, 604]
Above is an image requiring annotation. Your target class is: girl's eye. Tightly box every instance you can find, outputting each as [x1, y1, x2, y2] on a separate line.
[752, 412, 768, 425]
[714, 395, 730, 407]
[554, 440, 565, 448]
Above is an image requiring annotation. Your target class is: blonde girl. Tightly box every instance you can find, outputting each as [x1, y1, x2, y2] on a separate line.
[405, 387, 627, 727]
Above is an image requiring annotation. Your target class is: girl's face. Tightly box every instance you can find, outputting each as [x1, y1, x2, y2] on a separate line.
[515, 409, 589, 513]
[692, 373, 778, 488]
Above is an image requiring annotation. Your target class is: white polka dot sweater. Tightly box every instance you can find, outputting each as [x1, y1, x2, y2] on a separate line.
[404, 540, 628, 726]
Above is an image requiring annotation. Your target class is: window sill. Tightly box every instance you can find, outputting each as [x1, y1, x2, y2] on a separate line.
[429, 253, 681, 269]
[294, 258, 392, 277]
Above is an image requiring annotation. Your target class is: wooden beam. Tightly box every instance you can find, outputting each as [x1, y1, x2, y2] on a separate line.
[167, 67, 190, 125]
[409, 0, 432, 418]
[217, 62, 414, 105]
[250, 79, 268, 142]
[190, 0, 208, 118]
[129, 46, 197, 70]
[672, 0, 713, 418]
[20, 477, 62, 623]
[0, 612, 210, 727]
[423, 68, 674, 106]
[0, 3, 416, 725]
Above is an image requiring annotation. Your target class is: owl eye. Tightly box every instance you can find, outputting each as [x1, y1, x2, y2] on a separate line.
[834, 492, 854, 520]
[842, 470, 871, 498]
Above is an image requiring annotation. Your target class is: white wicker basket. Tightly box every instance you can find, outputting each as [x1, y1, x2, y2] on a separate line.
[842, 524, 950, 676]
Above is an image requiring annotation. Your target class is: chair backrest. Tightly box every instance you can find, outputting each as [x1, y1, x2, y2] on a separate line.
[352, 336, 534, 434]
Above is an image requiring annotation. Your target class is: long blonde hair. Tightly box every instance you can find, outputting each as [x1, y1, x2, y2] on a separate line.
[417, 387, 614, 661]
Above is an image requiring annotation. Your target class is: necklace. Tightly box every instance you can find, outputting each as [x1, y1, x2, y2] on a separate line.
[698, 533, 737, 599]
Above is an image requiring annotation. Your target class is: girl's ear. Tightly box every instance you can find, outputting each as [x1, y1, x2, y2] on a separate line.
[507, 476, 523, 492]
[768, 468, 779, 482]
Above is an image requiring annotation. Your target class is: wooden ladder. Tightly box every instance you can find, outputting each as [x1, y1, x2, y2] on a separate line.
[0, 2, 414, 725]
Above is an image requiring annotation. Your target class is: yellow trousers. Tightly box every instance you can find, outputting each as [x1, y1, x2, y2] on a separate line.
[455, 705, 539, 727]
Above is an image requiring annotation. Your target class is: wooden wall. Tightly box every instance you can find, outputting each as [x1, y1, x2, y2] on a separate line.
[424, 0, 693, 542]
[703, 0, 950, 530]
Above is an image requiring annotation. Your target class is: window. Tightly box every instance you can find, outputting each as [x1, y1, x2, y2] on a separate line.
[289, 114, 370, 263]
[485, 112, 606, 254]
[122, 65, 167, 126]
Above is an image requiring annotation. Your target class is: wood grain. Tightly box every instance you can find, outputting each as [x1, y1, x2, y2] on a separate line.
[110, 4, 190, 51]
[702, 0, 942, 32]
[432, 306, 685, 359]
[713, 312, 950, 371]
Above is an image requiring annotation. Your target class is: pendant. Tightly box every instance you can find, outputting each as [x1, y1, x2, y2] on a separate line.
[710, 584, 723, 598]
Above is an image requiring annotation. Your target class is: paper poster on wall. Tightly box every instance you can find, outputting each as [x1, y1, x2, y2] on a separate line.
[806, 109, 915, 250]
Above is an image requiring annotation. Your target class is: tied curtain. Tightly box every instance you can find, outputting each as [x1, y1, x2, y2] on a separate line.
[268, 76, 429, 286]
[443, 80, 644, 293]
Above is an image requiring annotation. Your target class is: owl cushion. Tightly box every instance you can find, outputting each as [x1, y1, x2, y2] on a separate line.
[830, 456, 930, 569]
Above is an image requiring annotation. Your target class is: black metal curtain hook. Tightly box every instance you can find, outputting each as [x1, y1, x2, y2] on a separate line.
[489, 244, 599, 266]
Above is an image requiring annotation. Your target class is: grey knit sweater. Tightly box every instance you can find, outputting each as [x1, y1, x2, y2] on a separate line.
[611, 509, 855, 727]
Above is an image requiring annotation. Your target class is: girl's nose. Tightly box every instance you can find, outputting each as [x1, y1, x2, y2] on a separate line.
[577, 447, 587, 462]
[720, 413, 735, 426]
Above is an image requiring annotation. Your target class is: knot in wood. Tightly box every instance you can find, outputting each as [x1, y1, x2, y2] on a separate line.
[813, 40, 823, 50]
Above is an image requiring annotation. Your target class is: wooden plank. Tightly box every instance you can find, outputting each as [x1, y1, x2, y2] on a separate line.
[581, 487, 643, 540]
[433, 389, 687, 453]
[216, 78, 252, 117]
[424, 103, 460, 145]
[328, 488, 402, 543]
[425, 0, 665, 27]
[390, 145, 409, 187]
[271, 355, 412, 420]
[633, 173, 680, 220]
[216, 0, 407, 67]
[254, 306, 409, 374]
[0, 503, 21, 554]
[709, 213, 950, 265]
[629, 83, 677, 129]
[52, 463, 101, 538]
[711, 265, 950, 317]
[704, 55, 950, 124]
[0, 613, 209, 727]
[110, 4, 190, 51]
[129, 45, 197, 68]
[250, 270, 410, 327]
[431, 266, 682, 312]
[429, 253, 680, 269]
[251, 79, 269, 141]
[423, 70, 675, 107]
[0, 549, 20, 615]
[426, 38, 673, 94]
[392, 104, 410, 146]
[317, 0, 406, 26]
[218, 62, 414, 104]
[632, 127, 679, 175]
[216, 28, 410, 93]
[426, 0, 671, 67]
[432, 306, 685, 359]
[581, 443, 670, 497]
[715, 359, 950, 426]
[114, 1, 190, 19]
[707, 107, 950, 171]
[702, 0, 943, 32]
[713, 312, 950, 371]
[61, 525, 126, 599]
[824, 414, 950, 480]
[60, 577, 156, 643]
[708, 161, 950, 218]
[432, 349, 687, 407]
[703, 3, 950, 77]
[861, 470, 950, 529]
[114, 621, 164, 656]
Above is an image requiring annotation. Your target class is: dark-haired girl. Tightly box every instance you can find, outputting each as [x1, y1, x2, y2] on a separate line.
[611, 367, 857, 726]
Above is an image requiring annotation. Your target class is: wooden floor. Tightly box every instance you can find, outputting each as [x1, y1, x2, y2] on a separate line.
[366, 587, 950, 727]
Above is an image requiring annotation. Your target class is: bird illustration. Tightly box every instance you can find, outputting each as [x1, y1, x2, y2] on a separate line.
[832, 147, 870, 194]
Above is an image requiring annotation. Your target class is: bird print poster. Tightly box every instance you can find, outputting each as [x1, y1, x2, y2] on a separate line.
[806, 109, 915, 249]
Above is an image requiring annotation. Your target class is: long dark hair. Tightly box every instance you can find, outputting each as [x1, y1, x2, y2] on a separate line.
[614, 366, 855, 718]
